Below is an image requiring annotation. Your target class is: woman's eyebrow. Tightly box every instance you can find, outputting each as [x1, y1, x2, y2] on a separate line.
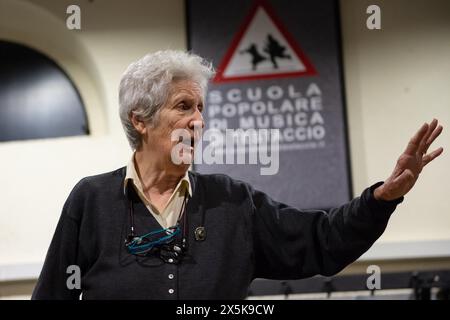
[172, 94, 195, 104]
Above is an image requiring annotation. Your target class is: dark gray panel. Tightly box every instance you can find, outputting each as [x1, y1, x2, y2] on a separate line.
[187, 0, 351, 209]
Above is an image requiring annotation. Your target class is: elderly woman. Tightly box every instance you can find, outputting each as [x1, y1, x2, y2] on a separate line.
[32, 50, 443, 300]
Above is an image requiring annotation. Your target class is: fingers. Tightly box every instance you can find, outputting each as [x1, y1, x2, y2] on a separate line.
[404, 122, 429, 155]
[424, 124, 443, 154]
[419, 119, 438, 153]
[423, 147, 444, 166]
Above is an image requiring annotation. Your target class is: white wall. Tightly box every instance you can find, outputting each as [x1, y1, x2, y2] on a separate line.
[340, 0, 450, 249]
[0, 0, 186, 267]
[0, 0, 449, 280]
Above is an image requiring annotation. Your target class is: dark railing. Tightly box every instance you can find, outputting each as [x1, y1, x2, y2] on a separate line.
[248, 270, 450, 300]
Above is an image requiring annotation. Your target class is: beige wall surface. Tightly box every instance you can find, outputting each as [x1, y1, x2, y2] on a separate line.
[0, 0, 448, 296]
[340, 0, 449, 245]
[0, 0, 187, 267]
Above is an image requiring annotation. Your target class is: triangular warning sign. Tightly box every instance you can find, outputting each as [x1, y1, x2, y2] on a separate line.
[213, 1, 317, 83]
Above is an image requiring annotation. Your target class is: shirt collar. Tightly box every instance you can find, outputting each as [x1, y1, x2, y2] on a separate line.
[123, 153, 192, 197]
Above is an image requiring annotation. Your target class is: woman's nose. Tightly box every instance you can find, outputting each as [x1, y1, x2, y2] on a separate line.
[190, 110, 205, 129]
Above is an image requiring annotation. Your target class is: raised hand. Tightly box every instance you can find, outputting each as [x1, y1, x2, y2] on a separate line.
[374, 119, 444, 201]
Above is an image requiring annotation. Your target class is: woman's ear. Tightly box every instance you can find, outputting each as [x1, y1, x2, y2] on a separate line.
[130, 112, 147, 135]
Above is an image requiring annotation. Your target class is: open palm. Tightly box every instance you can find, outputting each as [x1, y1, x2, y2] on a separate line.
[374, 119, 444, 201]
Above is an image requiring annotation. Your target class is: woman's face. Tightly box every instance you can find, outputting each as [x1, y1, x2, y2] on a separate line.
[145, 79, 205, 168]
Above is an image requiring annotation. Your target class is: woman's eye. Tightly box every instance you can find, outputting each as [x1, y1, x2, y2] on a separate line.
[178, 104, 190, 111]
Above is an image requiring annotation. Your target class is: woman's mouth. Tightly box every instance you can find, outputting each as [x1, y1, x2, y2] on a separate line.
[178, 136, 195, 149]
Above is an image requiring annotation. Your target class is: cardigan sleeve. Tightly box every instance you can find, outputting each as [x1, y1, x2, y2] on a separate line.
[31, 179, 87, 300]
[249, 182, 403, 280]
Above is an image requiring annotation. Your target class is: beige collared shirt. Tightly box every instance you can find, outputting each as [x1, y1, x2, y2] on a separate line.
[123, 153, 192, 229]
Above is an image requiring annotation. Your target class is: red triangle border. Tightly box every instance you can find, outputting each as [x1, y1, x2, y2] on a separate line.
[213, 0, 318, 83]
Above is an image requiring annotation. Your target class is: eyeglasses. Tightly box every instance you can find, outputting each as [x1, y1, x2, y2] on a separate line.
[125, 187, 189, 264]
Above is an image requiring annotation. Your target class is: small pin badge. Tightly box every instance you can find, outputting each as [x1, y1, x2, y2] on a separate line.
[194, 226, 206, 241]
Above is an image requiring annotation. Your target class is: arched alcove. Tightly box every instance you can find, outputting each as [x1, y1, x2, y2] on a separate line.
[0, 0, 108, 138]
[0, 40, 89, 141]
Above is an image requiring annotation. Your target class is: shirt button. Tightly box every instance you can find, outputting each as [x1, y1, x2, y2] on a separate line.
[168, 258, 174, 263]
[168, 274, 174, 280]
[168, 289, 174, 294]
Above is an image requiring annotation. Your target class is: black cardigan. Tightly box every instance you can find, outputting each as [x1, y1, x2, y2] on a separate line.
[32, 167, 402, 299]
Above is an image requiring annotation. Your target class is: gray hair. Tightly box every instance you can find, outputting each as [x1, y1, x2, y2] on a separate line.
[119, 50, 215, 150]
